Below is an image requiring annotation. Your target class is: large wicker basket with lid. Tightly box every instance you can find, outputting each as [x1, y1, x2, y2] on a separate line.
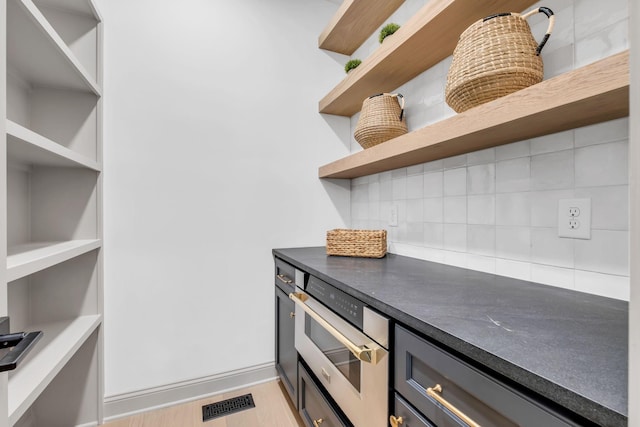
[445, 7, 555, 113]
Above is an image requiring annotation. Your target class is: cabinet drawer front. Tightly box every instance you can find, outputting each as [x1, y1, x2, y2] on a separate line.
[394, 325, 577, 427]
[393, 393, 436, 427]
[275, 287, 297, 406]
[275, 258, 297, 293]
[298, 362, 350, 427]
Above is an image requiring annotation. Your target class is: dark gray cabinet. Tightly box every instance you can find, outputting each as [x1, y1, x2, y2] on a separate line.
[393, 393, 436, 427]
[275, 259, 298, 407]
[298, 362, 350, 427]
[394, 325, 579, 427]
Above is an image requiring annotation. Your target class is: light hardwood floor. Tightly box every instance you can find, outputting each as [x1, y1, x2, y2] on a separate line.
[104, 380, 304, 427]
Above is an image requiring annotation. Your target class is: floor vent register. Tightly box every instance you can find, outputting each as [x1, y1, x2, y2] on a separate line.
[202, 393, 256, 422]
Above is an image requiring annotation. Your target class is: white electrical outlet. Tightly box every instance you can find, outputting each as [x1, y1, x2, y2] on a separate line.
[389, 204, 398, 227]
[558, 198, 591, 239]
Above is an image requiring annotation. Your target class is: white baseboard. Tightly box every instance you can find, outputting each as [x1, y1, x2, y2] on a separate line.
[103, 362, 277, 422]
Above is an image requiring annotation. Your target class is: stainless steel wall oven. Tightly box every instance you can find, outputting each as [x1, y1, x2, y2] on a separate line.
[291, 275, 389, 427]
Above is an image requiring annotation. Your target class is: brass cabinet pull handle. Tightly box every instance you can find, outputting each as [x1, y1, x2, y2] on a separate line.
[313, 418, 323, 427]
[390, 415, 404, 427]
[426, 384, 481, 427]
[277, 274, 293, 284]
[289, 292, 380, 364]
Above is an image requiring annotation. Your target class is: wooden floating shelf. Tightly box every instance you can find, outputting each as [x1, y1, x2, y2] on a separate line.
[319, 51, 630, 179]
[319, 0, 537, 117]
[8, 315, 102, 425]
[319, 0, 405, 55]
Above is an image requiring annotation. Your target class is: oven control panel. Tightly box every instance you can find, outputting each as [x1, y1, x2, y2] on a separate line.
[306, 275, 363, 329]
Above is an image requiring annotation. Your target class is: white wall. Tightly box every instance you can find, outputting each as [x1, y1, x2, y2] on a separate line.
[629, 0, 638, 424]
[98, 0, 350, 399]
[349, 0, 631, 300]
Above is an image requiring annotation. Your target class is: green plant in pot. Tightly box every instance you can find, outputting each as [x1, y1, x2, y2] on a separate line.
[344, 59, 362, 74]
[379, 23, 400, 43]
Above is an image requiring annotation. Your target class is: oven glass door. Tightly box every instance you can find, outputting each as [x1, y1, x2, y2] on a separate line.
[292, 289, 389, 427]
[304, 313, 361, 391]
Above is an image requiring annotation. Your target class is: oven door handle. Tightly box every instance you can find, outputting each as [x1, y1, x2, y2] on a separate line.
[289, 292, 381, 365]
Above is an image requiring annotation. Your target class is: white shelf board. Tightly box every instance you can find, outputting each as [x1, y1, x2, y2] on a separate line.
[6, 120, 101, 171]
[7, 0, 101, 95]
[7, 240, 102, 282]
[34, 0, 102, 21]
[8, 315, 102, 425]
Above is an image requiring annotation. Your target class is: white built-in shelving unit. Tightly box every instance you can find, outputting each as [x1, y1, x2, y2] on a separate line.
[1, 0, 103, 425]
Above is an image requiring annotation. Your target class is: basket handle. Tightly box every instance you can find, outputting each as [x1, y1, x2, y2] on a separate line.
[368, 93, 405, 121]
[395, 93, 405, 121]
[521, 7, 555, 55]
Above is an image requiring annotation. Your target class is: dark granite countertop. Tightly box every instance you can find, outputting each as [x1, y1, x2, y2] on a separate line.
[273, 247, 628, 427]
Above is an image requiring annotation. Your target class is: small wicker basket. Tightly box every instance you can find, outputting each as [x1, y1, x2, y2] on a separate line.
[354, 93, 407, 149]
[326, 229, 387, 258]
[445, 7, 555, 113]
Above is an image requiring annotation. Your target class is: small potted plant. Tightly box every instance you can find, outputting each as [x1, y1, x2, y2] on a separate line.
[379, 23, 400, 43]
[344, 59, 362, 74]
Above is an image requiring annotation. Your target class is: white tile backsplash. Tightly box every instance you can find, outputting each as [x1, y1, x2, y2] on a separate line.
[467, 164, 495, 195]
[531, 228, 574, 269]
[346, 0, 630, 300]
[574, 0, 628, 40]
[496, 227, 531, 262]
[496, 259, 531, 282]
[424, 159, 444, 172]
[423, 197, 443, 223]
[496, 141, 530, 161]
[406, 174, 424, 199]
[467, 225, 495, 257]
[574, 185, 629, 230]
[467, 195, 495, 225]
[575, 117, 629, 148]
[406, 199, 424, 223]
[424, 171, 443, 197]
[574, 230, 629, 276]
[443, 154, 466, 170]
[530, 130, 574, 155]
[443, 196, 466, 224]
[443, 224, 467, 252]
[496, 193, 531, 226]
[575, 19, 628, 68]
[531, 150, 574, 190]
[530, 189, 575, 227]
[467, 148, 495, 166]
[392, 176, 407, 200]
[424, 222, 444, 249]
[444, 168, 467, 196]
[574, 270, 629, 300]
[531, 264, 575, 290]
[496, 157, 530, 193]
[574, 141, 629, 187]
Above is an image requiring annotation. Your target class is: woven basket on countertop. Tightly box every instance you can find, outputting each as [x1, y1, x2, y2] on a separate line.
[445, 7, 555, 113]
[354, 93, 407, 149]
[326, 229, 387, 258]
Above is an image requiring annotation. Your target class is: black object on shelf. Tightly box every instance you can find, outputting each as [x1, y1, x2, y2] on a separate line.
[0, 317, 43, 372]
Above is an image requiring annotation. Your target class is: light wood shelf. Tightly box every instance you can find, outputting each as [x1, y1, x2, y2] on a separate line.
[319, 0, 537, 116]
[7, 0, 101, 95]
[7, 120, 101, 171]
[318, 0, 405, 55]
[8, 315, 102, 425]
[7, 240, 102, 282]
[319, 51, 629, 179]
